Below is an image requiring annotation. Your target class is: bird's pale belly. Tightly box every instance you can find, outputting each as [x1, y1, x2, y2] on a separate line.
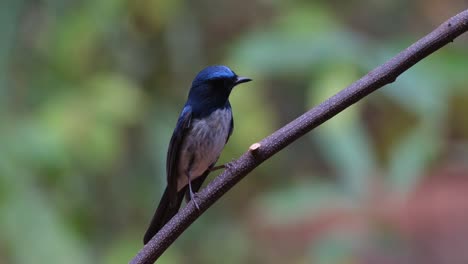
[177, 108, 231, 191]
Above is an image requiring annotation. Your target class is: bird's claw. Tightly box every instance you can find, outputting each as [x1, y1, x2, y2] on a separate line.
[224, 161, 234, 170]
[209, 164, 225, 172]
[192, 193, 200, 210]
[210, 161, 235, 172]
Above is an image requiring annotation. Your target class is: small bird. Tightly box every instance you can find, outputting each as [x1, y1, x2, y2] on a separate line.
[143, 65, 251, 244]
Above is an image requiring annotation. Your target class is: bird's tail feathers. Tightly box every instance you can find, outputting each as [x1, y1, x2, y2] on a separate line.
[143, 187, 186, 244]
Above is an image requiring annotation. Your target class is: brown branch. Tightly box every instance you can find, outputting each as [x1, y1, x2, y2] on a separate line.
[130, 9, 468, 264]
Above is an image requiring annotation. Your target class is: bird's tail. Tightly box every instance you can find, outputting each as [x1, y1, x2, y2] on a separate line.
[143, 186, 186, 244]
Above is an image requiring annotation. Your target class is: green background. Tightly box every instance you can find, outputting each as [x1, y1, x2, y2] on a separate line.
[1, 0, 468, 263]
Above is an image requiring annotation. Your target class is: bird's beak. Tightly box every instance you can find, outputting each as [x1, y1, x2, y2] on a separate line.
[234, 76, 252, 85]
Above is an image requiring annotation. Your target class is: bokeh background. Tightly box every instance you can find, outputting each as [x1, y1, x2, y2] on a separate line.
[1, 0, 468, 263]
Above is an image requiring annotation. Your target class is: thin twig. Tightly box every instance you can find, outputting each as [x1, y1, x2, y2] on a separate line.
[130, 9, 468, 264]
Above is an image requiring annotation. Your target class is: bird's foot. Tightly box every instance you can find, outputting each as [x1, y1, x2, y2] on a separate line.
[186, 173, 201, 210]
[210, 162, 234, 172]
[210, 164, 225, 171]
[224, 161, 234, 170]
[188, 183, 200, 211]
[191, 192, 200, 210]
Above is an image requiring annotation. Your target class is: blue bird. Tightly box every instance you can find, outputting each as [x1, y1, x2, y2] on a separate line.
[143, 65, 251, 244]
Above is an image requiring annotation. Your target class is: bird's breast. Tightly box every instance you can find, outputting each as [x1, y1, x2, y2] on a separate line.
[177, 108, 232, 190]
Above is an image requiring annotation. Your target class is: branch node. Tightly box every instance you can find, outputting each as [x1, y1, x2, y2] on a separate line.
[249, 143, 261, 153]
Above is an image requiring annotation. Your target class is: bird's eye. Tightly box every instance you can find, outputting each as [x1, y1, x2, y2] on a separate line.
[210, 78, 228, 87]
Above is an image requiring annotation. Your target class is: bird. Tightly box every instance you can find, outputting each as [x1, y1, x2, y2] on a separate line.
[143, 65, 251, 244]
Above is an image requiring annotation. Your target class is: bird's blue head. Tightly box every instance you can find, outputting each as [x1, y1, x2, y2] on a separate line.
[187, 65, 251, 109]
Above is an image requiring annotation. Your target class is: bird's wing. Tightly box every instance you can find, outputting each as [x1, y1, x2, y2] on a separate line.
[225, 102, 234, 144]
[226, 114, 234, 143]
[166, 105, 192, 202]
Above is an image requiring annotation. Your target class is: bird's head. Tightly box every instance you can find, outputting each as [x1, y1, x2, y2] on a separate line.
[188, 65, 251, 106]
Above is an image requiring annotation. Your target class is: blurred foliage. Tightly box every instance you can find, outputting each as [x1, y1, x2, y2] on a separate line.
[0, 0, 468, 263]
